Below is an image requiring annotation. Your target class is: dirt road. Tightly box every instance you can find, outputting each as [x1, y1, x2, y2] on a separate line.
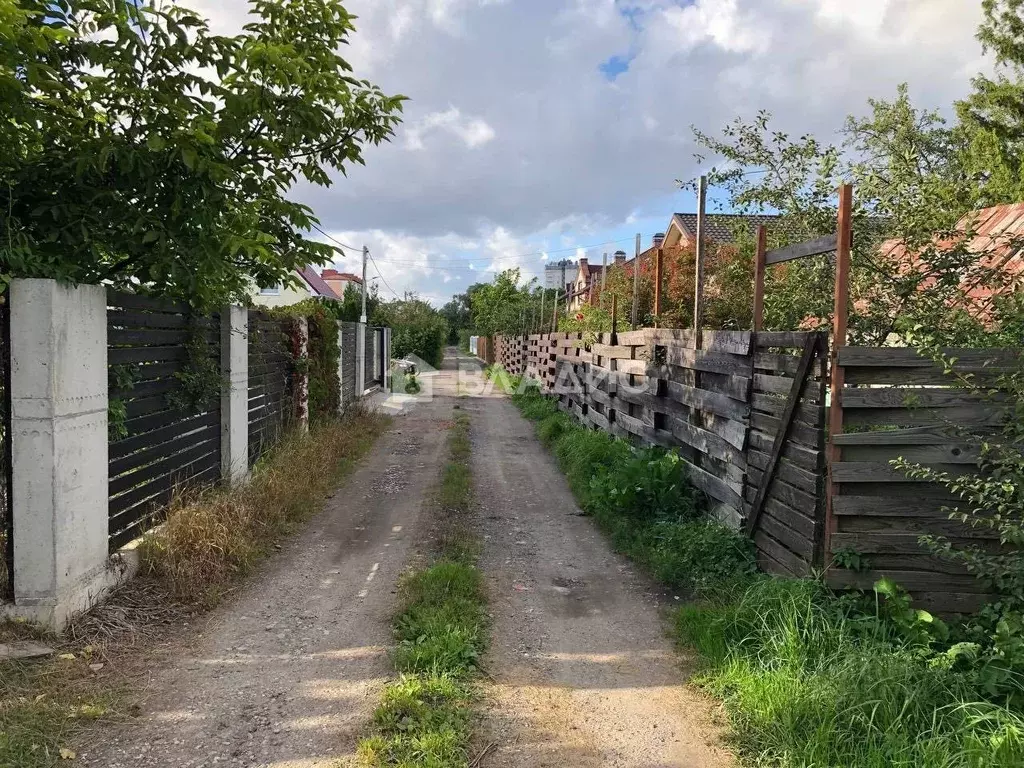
[76, 350, 729, 767]
[460, 359, 733, 768]
[77, 364, 462, 768]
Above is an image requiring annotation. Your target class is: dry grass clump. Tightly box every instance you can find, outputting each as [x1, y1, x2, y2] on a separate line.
[140, 407, 389, 604]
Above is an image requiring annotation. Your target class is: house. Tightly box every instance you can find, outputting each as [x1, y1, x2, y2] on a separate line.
[252, 265, 341, 307]
[544, 259, 577, 291]
[321, 269, 364, 298]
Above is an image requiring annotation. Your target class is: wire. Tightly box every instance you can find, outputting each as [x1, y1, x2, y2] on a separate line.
[309, 223, 361, 253]
[367, 249, 403, 300]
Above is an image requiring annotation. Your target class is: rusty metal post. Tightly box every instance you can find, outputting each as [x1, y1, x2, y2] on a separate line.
[825, 183, 853, 563]
[753, 225, 767, 332]
[654, 246, 663, 327]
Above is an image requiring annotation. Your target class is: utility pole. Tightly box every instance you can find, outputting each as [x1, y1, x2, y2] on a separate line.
[539, 288, 546, 335]
[359, 245, 369, 324]
[694, 175, 707, 346]
[631, 232, 641, 330]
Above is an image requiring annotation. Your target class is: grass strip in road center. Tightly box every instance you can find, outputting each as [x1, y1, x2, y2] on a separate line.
[358, 411, 489, 767]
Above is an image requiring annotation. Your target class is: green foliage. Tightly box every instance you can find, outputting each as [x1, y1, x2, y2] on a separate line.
[464, 269, 552, 336]
[589, 448, 700, 523]
[1, 0, 404, 308]
[166, 320, 223, 414]
[373, 295, 447, 369]
[676, 578, 1024, 767]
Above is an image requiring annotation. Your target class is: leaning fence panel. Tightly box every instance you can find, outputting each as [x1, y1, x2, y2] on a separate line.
[106, 290, 222, 551]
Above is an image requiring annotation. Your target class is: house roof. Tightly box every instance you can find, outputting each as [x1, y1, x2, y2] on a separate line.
[298, 266, 340, 299]
[672, 212, 808, 245]
[322, 269, 364, 285]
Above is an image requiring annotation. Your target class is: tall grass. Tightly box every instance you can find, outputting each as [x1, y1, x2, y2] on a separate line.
[359, 413, 489, 767]
[140, 407, 389, 603]
[510, 387, 1024, 767]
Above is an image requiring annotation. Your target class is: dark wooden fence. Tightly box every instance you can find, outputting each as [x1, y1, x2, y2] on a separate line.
[827, 346, 1019, 613]
[247, 311, 293, 466]
[106, 290, 222, 551]
[341, 321, 357, 405]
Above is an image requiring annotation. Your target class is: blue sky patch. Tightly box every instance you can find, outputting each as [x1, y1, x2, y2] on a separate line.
[599, 54, 633, 80]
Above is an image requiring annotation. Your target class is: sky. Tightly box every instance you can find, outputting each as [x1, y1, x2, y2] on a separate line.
[186, 0, 988, 306]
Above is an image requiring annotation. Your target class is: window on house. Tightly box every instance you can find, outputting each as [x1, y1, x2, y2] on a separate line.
[260, 284, 281, 296]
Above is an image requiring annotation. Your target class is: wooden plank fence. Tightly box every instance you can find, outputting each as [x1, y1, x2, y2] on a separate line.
[501, 329, 828, 576]
[247, 311, 293, 466]
[107, 290, 222, 551]
[340, 321, 357, 405]
[827, 345, 1019, 613]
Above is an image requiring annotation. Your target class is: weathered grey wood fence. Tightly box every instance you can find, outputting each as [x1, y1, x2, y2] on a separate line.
[496, 330, 1019, 613]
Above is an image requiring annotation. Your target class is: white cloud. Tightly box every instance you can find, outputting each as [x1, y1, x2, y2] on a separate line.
[180, 0, 987, 306]
[405, 107, 496, 150]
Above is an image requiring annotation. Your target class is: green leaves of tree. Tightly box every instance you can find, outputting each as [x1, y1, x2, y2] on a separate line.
[1, 0, 405, 309]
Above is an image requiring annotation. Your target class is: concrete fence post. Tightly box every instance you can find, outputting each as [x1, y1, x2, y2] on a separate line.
[356, 322, 366, 395]
[221, 305, 249, 485]
[383, 327, 392, 391]
[8, 278, 111, 629]
[336, 320, 345, 414]
[296, 316, 309, 432]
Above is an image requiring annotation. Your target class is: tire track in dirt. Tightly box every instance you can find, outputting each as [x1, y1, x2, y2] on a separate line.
[461, 380, 733, 768]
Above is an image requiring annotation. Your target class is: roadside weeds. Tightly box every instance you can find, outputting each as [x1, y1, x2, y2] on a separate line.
[357, 410, 490, 767]
[0, 406, 390, 768]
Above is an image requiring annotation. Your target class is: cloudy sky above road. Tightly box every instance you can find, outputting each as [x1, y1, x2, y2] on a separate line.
[189, 0, 986, 305]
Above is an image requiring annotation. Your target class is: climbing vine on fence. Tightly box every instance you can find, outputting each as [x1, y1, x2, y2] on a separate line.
[167, 319, 223, 415]
[265, 300, 341, 424]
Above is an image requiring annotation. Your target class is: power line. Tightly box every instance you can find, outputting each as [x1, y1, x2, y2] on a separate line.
[309, 223, 361, 253]
[367, 249, 402, 300]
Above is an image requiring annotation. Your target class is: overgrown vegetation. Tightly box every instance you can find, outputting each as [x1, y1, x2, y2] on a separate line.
[359, 413, 488, 767]
[140, 407, 389, 604]
[510, 386, 1024, 767]
[373, 296, 448, 370]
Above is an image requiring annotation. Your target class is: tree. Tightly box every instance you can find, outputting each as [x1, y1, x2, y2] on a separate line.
[1, 0, 404, 308]
[372, 295, 448, 369]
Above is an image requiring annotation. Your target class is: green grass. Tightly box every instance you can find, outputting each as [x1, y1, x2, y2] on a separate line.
[510, 387, 1024, 768]
[359, 413, 488, 767]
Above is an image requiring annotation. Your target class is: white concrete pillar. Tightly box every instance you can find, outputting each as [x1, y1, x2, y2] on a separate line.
[336, 320, 345, 414]
[296, 316, 309, 432]
[221, 305, 248, 485]
[356, 322, 366, 395]
[382, 328, 392, 391]
[9, 278, 110, 629]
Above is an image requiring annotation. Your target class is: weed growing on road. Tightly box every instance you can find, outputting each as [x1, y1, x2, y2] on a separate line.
[511, 387, 1024, 767]
[359, 412, 490, 767]
[141, 406, 390, 604]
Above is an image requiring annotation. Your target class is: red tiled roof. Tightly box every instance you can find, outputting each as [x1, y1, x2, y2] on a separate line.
[298, 266, 340, 299]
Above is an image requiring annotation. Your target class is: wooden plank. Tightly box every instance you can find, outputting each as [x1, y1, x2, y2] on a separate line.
[615, 328, 696, 347]
[109, 426, 220, 477]
[109, 411, 219, 461]
[840, 443, 981, 465]
[748, 449, 819, 493]
[765, 233, 837, 265]
[754, 531, 809, 576]
[108, 346, 189, 365]
[749, 429, 821, 472]
[108, 440, 220, 496]
[754, 373, 821, 403]
[839, 346, 1020, 370]
[837, 516, 999, 540]
[753, 352, 804, 376]
[842, 387, 999, 409]
[758, 512, 815, 561]
[755, 331, 822, 349]
[831, 462, 973, 483]
[110, 377, 181, 400]
[755, 496, 819, 540]
[843, 405, 1005, 429]
[833, 495, 965, 517]
[827, 568, 989, 593]
[615, 359, 647, 376]
[109, 328, 218, 346]
[845, 367, 1005, 386]
[700, 331, 752, 355]
[684, 459, 744, 509]
[745, 477, 816, 515]
[661, 346, 752, 377]
[669, 416, 744, 464]
[664, 380, 749, 423]
[107, 290, 188, 314]
[831, 427, 977, 446]
[590, 343, 633, 359]
[108, 311, 216, 331]
[751, 411, 822, 449]
[122, 406, 218, 438]
[751, 392, 822, 424]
